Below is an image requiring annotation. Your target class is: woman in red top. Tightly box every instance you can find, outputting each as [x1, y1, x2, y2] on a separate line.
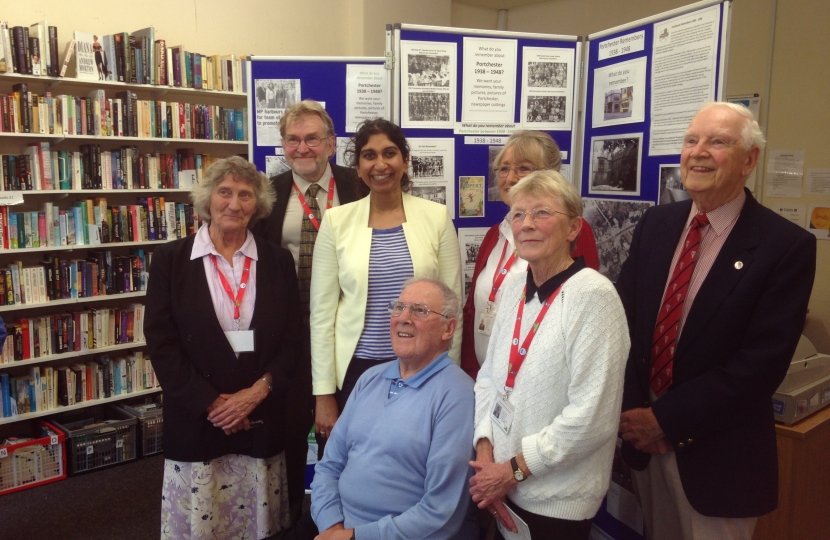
[460, 131, 599, 379]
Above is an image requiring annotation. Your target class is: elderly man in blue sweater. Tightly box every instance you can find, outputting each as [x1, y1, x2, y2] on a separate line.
[271, 277, 477, 540]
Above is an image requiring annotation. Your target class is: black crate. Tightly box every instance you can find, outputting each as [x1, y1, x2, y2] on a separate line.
[114, 403, 163, 457]
[51, 413, 137, 475]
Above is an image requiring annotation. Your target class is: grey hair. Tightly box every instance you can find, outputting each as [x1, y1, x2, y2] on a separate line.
[697, 102, 766, 151]
[190, 156, 276, 226]
[401, 277, 461, 320]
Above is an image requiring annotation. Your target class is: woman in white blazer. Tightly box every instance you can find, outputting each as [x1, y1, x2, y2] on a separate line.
[309, 119, 462, 442]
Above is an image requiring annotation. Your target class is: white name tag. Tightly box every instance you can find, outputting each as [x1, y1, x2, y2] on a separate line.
[477, 311, 496, 336]
[491, 392, 515, 434]
[225, 330, 255, 353]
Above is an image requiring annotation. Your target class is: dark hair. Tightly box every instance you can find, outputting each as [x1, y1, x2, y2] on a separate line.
[346, 118, 412, 192]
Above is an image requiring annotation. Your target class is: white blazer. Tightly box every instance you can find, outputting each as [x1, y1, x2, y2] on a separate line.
[310, 193, 463, 395]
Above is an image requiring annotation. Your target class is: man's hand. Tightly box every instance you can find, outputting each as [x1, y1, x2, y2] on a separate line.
[314, 522, 352, 540]
[619, 408, 668, 451]
[316, 394, 339, 438]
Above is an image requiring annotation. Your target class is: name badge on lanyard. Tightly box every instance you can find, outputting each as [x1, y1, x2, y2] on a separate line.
[210, 254, 256, 353]
[477, 242, 517, 337]
[492, 282, 566, 434]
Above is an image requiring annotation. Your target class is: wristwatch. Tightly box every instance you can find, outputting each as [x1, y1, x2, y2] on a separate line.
[510, 456, 526, 482]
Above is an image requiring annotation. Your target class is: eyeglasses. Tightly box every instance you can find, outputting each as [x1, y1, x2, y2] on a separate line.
[495, 165, 538, 179]
[283, 135, 327, 148]
[387, 301, 450, 320]
[509, 207, 571, 224]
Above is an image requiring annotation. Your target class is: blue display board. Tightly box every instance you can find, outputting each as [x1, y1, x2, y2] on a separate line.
[247, 56, 387, 175]
[393, 25, 581, 230]
[579, 0, 731, 204]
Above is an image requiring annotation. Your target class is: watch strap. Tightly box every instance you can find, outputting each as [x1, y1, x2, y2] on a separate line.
[510, 456, 525, 481]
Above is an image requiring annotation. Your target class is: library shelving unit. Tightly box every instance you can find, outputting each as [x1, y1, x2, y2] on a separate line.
[0, 69, 248, 429]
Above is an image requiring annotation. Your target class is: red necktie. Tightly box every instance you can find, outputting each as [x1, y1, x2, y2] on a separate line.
[650, 213, 709, 397]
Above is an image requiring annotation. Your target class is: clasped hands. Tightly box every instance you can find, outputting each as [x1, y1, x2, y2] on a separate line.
[618, 407, 673, 455]
[207, 380, 269, 436]
[468, 439, 518, 533]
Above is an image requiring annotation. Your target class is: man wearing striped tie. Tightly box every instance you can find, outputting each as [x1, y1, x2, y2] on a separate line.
[253, 100, 363, 524]
[616, 102, 816, 540]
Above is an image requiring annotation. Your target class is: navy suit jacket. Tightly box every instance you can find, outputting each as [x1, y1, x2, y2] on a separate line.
[145, 234, 302, 462]
[252, 162, 364, 243]
[616, 189, 816, 517]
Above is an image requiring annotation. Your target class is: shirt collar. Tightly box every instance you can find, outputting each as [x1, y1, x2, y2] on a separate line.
[190, 222, 259, 261]
[382, 351, 453, 388]
[292, 163, 333, 195]
[498, 214, 516, 247]
[525, 257, 586, 304]
[689, 189, 746, 236]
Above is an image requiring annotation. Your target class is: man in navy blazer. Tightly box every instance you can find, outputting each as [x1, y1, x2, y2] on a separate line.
[616, 102, 816, 540]
[253, 100, 364, 524]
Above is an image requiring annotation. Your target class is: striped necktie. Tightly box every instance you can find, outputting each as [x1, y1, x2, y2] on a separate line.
[297, 183, 321, 326]
[650, 213, 709, 397]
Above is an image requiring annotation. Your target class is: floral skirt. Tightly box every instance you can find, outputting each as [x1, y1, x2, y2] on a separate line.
[160, 452, 290, 540]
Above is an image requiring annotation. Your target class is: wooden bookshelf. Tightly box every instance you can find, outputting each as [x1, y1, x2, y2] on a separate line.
[0, 340, 146, 368]
[0, 290, 145, 313]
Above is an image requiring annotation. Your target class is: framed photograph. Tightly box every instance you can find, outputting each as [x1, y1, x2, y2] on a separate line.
[658, 164, 689, 205]
[588, 133, 643, 196]
[582, 197, 654, 282]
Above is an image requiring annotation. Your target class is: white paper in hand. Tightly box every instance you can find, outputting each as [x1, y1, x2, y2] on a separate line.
[497, 505, 532, 540]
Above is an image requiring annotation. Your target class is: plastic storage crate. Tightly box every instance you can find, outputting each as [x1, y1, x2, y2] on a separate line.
[52, 413, 138, 475]
[114, 402, 163, 457]
[0, 421, 66, 496]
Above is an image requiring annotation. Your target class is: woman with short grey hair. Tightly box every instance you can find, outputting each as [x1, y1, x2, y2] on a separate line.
[190, 155, 276, 225]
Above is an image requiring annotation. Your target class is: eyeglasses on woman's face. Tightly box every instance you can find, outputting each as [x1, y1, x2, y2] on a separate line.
[387, 301, 449, 320]
[509, 207, 570, 224]
[495, 165, 537, 179]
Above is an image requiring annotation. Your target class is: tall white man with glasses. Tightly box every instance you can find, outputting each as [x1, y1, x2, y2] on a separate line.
[269, 278, 478, 540]
[253, 100, 364, 524]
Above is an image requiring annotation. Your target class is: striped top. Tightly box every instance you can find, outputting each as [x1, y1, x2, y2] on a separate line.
[354, 226, 413, 360]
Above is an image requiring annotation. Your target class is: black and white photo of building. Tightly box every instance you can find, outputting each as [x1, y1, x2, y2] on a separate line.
[410, 185, 447, 205]
[658, 164, 690, 205]
[589, 134, 642, 196]
[582, 198, 653, 282]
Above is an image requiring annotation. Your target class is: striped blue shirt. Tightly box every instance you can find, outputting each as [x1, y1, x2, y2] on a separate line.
[354, 226, 413, 360]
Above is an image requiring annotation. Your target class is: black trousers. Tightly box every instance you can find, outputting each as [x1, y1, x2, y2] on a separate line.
[493, 499, 593, 540]
[315, 356, 390, 458]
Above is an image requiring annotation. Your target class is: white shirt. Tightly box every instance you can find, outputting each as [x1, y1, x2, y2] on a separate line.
[281, 162, 341, 270]
[190, 223, 258, 335]
[471, 216, 528, 364]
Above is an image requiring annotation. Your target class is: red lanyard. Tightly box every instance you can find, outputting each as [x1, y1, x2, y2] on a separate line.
[209, 254, 252, 321]
[488, 241, 518, 304]
[505, 283, 565, 389]
[293, 174, 336, 231]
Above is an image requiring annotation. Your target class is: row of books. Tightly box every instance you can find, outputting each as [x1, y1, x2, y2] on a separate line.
[1, 304, 146, 363]
[0, 21, 64, 77]
[0, 352, 157, 417]
[0, 20, 248, 92]
[0, 198, 202, 250]
[2, 145, 218, 191]
[2, 83, 248, 141]
[1, 250, 148, 307]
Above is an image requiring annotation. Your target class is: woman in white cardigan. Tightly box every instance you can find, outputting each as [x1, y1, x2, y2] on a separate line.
[309, 119, 462, 442]
[470, 171, 629, 539]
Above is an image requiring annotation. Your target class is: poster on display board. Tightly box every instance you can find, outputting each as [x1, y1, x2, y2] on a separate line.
[401, 41, 457, 129]
[461, 37, 518, 124]
[520, 47, 576, 130]
[248, 56, 389, 178]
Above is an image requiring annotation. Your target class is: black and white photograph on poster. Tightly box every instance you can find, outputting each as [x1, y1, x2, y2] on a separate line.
[526, 96, 567, 124]
[461, 37, 517, 124]
[407, 55, 451, 87]
[592, 57, 647, 128]
[255, 79, 301, 146]
[412, 156, 444, 179]
[458, 227, 489, 305]
[520, 47, 574, 130]
[265, 155, 290, 178]
[589, 134, 642, 196]
[658, 164, 690, 205]
[402, 41, 457, 129]
[583, 198, 653, 282]
[409, 138, 456, 217]
[527, 62, 568, 88]
[408, 93, 451, 123]
[487, 145, 503, 202]
[410, 186, 447, 205]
